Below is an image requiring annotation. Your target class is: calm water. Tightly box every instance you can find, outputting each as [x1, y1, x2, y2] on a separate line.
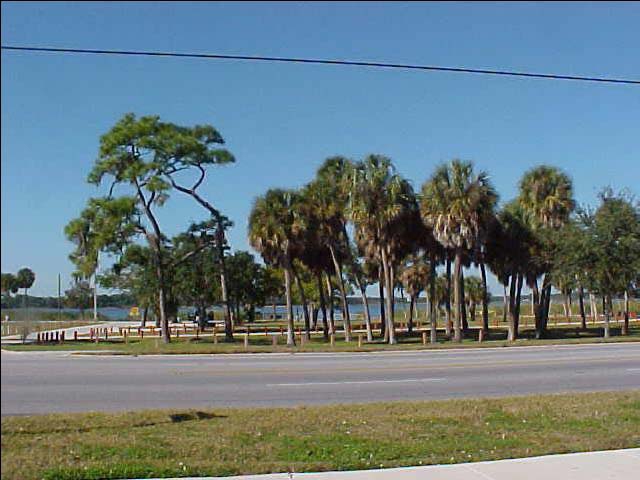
[4, 299, 511, 322]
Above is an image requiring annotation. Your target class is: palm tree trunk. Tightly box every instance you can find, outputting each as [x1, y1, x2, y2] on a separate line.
[354, 275, 374, 342]
[445, 258, 452, 338]
[502, 283, 508, 325]
[360, 286, 374, 342]
[408, 295, 415, 335]
[514, 274, 523, 335]
[508, 275, 517, 341]
[480, 262, 489, 334]
[325, 273, 335, 335]
[429, 257, 437, 344]
[453, 251, 463, 342]
[283, 265, 296, 346]
[292, 267, 311, 340]
[316, 274, 328, 340]
[390, 263, 396, 323]
[380, 246, 396, 344]
[328, 245, 351, 342]
[378, 270, 386, 338]
[460, 267, 468, 335]
[590, 293, 598, 322]
[578, 286, 587, 330]
[311, 305, 318, 330]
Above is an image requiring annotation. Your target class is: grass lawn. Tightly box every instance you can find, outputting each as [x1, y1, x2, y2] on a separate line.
[3, 324, 639, 354]
[2, 391, 639, 480]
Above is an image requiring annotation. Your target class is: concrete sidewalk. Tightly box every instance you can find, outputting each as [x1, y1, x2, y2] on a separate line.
[141, 449, 640, 479]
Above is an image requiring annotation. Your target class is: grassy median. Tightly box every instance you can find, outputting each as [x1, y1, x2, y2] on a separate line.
[2, 391, 640, 480]
[3, 324, 640, 354]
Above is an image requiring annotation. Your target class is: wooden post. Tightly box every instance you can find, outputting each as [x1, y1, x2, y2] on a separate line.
[124, 330, 128, 344]
[478, 329, 484, 343]
[176, 329, 180, 338]
[37, 332, 41, 344]
[330, 333, 335, 347]
[213, 326, 218, 344]
[140, 330, 144, 339]
[358, 335, 362, 347]
[422, 331, 427, 345]
[105, 330, 108, 341]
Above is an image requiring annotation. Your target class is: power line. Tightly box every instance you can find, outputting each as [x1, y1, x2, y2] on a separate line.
[2, 44, 639, 85]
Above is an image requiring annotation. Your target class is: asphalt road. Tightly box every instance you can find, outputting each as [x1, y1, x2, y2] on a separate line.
[2, 343, 640, 415]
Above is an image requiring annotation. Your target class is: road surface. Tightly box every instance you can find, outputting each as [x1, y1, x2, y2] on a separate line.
[2, 343, 639, 415]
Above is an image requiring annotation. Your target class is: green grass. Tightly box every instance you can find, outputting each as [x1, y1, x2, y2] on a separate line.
[4, 324, 639, 354]
[2, 391, 639, 480]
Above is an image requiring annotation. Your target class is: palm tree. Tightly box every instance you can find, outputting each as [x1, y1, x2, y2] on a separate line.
[303, 157, 354, 341]
[345, 250, 377, 342]
[248, 189, 302, 346]
[420, 160, 498, 342]
[15, 268, 36, 312]
[400, 255, 430, 335]
[464, 276, 484, 326]
[347, 155, 418, 344]
[517, 166, 575, 338]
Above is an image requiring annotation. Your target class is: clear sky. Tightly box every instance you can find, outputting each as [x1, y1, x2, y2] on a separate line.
[2, 1, 639, 296]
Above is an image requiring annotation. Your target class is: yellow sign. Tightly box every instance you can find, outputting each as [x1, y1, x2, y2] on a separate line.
[129, 307, 140, 317]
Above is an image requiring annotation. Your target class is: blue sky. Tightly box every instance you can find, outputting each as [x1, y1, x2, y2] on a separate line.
[2, 1, 639, 296]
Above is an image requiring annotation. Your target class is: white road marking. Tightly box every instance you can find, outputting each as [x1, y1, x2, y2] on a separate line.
[268, 378, 445, 387]
[626, 368, 640, 372]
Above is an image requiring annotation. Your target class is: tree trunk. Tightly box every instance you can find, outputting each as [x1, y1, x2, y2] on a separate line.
[317, 274, 329, 340]
[604, 294, 611, 338]
[445, 258, 452, 338]
[514, 274, 523, 337]
[284, 265, 296, 346]
[141, 305, 148, 327]
[453, 251, 463, 342]
[378, 270, 386, 338]
[429, 256, 437, 344]
[355, 279, 374, 342]
[93, 272, 98, 322]
[623, 289, 630, 335]
[154, 256, 170, 343]
[590, 293, 598, 322]
[134, 175, 170, 343]
[578, 286, 587, 330]
[502, 283, 508, 325]
[292, 266, 311, 340]
[219, 250, 233, 342]
[380, 246, 396, 344]
[480, 262, 489, 334]
[328, 245, 351, 342]
[325, 273, 335, 335]
[460, 268, 468, 333]
[508, 275, 517, 341]
[532, 279, 542, 339]
[390, 262, 396, 324]
[408, 295, 415, 335]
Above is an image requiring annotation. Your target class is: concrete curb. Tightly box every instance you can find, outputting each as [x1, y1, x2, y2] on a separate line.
[134, 448, 640, 479]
